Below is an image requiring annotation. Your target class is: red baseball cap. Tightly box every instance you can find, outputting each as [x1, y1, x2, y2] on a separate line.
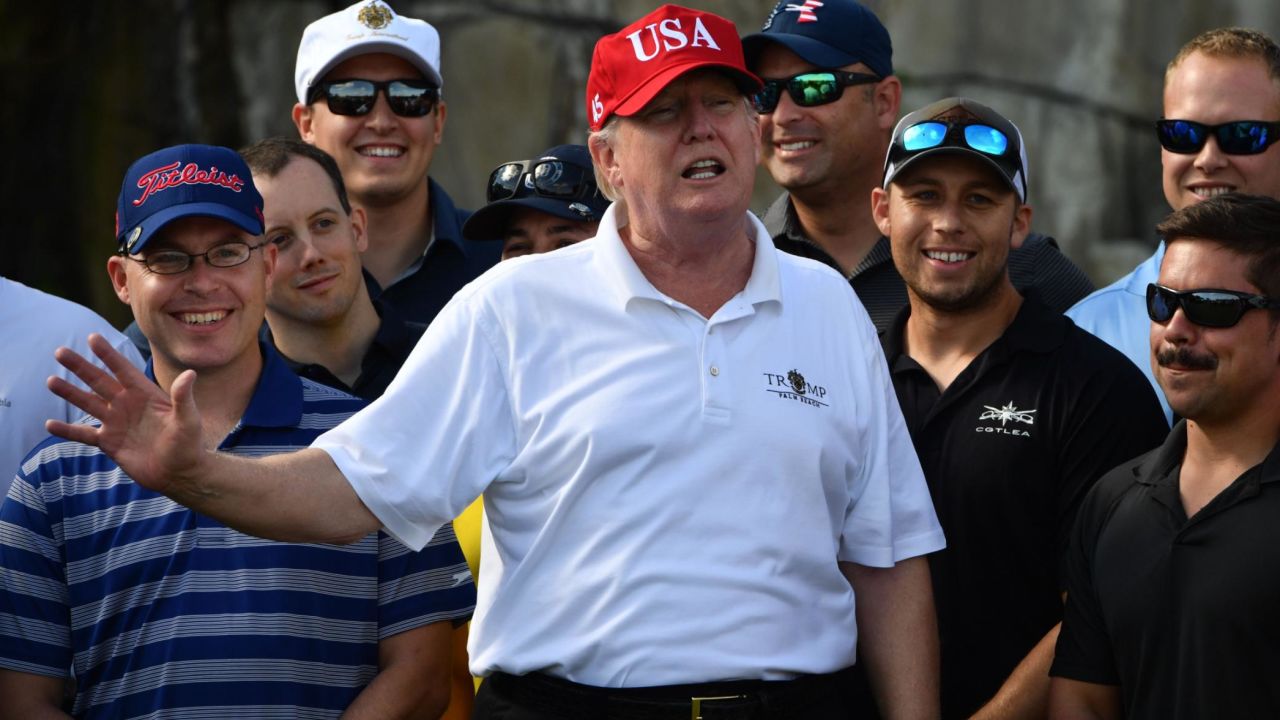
[586, 4, 762, 131]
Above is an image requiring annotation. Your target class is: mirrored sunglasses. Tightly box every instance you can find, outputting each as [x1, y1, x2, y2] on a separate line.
[308, 79, 439, 117]
[751, 70, 880, 114]
[1146, 283, 1280, 328]
[487, 158, 597, 203]
[899, 121, 1011, 157]
[1155, 119, 1280, 155]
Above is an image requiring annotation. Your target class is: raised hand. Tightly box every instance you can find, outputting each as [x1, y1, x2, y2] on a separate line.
[46, 333, 207, 496]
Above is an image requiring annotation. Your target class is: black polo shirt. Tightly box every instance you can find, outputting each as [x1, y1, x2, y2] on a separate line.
[1053, 424, 1280, 720]
[267, 296, 423, 402]
[882, 298, 1167, 718]
[762, 193, 1096, 333]
[368, 178, 501, 327]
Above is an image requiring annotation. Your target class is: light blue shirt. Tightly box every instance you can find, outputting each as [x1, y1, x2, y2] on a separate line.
[1066, 244, 1171, 423]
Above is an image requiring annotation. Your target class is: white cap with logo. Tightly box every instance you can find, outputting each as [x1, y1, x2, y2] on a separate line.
[294, 0, 443, 105]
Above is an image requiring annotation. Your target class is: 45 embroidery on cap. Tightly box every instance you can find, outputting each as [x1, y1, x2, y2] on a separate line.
[975, 402, 1036, 437]
[763, 369, 829, 408]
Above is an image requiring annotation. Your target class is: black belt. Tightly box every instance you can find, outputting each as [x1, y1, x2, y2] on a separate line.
[485, 666, 854, 719]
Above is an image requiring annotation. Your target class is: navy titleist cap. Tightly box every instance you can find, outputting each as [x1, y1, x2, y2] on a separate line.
[742, 0, 893, 78]
[463, 144, 610, 241]
[116, 144, 265, 255]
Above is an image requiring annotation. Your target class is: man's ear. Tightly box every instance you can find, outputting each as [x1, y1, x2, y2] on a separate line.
[871, 186, 892, 237]
[873, 76, 903, 131]
[292, 102, 314, 142]
[432, 100, 447, 146]
[1010, 203, 1033, 250]
[107, 255, 131, 304]
[588, 131, 622, 193]
[350, 207, 369, 253]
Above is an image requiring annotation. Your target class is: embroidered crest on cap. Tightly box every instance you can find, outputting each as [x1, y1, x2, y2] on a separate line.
[568, 202, 592, 218]
[784, 1, 826, 23]
[357, 1, 392, 30]
[625, 15, 722, 62]
[127, 226, 143, 252]
[133, 162, 245, 207]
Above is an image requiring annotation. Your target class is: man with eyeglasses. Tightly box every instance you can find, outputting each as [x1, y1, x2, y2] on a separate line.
[1050, 193, 1280, 720]
[35, 7, 947, 719]
[1067, 28, 1280, 424]
[743, 0, 1094, 332]
[461, 144, 609, 260]
[870, 97, 1166, 720]
[292, 0, 500, 326]
[0, 144, 475, 719]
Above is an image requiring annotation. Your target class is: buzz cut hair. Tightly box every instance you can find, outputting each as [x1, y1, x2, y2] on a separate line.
[1166, 27, 1280, 86]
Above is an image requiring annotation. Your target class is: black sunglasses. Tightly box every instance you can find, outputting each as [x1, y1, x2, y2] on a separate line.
[487, 158, 598, 204]
[751, 70, 881, 113]
[1146, 283, 1280, 328]
[308, 78, 439, 117]
[1155, 119, 1280, 155]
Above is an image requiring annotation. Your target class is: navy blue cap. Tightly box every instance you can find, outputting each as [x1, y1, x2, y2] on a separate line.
[116, 144, 265, 255]
[463, 144, 610, 241]
[742, 0, 893, 78]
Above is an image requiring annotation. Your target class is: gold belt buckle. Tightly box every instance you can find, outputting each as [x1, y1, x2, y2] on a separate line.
[691, 694, 747, 720]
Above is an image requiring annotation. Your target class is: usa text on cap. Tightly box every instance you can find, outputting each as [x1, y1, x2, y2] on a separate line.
[585, 4, 761, 132]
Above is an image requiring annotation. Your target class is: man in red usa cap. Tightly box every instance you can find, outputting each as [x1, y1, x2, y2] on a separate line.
[38, 8, 944, 719]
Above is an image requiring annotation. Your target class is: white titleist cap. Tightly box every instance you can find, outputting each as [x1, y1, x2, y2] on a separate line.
[294, 0, 443, 105]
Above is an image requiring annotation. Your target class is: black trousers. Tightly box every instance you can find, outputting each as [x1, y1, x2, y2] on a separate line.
[473, 667, 856, 720]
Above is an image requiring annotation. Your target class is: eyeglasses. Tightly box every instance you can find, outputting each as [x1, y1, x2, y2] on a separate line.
[124, 240, 269, 275]
[898, 121, 1011, 157]
[1155, 119, 1280, 155]
[307, 79, 439, 117]
[1146, 283, 1280, 328]
[751, 70, 881, 113]
[487, 158, 598, 204]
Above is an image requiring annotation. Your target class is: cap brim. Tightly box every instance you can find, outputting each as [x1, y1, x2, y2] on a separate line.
[462, 197, 603, 242]
[308, 40, 443, 97]
[123, 202, 264, 254]
[741, 33, 859, 71]
[613, 61, 762, 119]
[884, 147, 1024, 202]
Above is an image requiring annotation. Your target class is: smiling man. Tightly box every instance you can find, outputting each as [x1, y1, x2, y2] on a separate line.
[39, 7, 945, 720]
[1051, 194, 1280, 720]
[0, 144, 474, 719]
[1068, 28, 1280, 422]
[293, 0, 499, 325]
[743, 0, 1094, 332]
[872, 98, 1166, 719]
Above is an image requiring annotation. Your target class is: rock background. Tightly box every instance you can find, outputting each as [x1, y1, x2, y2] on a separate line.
[2, 0, 1277, 326]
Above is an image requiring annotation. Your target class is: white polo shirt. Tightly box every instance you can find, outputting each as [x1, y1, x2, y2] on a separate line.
[0, 277, 144, 496]
[315, 205, 944, 687]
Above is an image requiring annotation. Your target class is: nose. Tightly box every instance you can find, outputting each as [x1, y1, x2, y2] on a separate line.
[931, 199, 966, 236]
[683, 101, 717, 143]
[363, 90, 397, 132]
[181, 254, 223, 294]
[1193, 135, 1229, 174]
[769, 86, 805, 126]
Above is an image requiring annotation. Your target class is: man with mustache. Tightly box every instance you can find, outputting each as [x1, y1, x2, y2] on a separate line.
[1050, 193, 1280, 720]
[1067, 28, 1280, 423]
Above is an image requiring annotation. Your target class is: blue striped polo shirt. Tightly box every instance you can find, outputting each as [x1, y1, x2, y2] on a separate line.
[0, 346, 475, 719]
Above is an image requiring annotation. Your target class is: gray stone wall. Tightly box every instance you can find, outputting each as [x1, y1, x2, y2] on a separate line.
[3, 0, 1278, 323]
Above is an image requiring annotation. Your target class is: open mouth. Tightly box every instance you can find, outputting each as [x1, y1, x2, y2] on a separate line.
[682, 159, 725, 180]
[178, 310, 228, 326]
[1189, 185, 1235, 199]
[924, 250, 975, 264]
[358, 145, 404, 158]
[777, 140, 816, 152]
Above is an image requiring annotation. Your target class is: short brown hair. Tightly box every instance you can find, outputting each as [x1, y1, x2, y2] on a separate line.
[240, 137, 352, 214]
[1166, 27, 1280, 85]
[1156, 193, 1280, 301]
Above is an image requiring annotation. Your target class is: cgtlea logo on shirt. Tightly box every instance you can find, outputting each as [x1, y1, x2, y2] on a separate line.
[976, 402, 1036, 437]
[763, 369, 829, 408]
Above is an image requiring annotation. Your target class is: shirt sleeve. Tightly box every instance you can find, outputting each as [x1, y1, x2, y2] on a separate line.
[1051, 481, 1121, 684]
[313, 291, 518, 551]
[376, 522, 476, 639]
[839, 292, 946, 567]
[1052, 343, 1168, 578]
[1010, 234, 1095, 314]
[0, 456, 71, 678]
